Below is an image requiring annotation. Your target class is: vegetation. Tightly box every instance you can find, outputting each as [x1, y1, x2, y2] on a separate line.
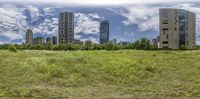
[8, 45, 17, 52]
[0, 50, 200, 98]
[0, 38, 153, 51]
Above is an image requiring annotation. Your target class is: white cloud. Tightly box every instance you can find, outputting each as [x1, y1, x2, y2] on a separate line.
[80, 37, 98, 43]
[109, 6, 159, 32]
[0, 4, 117, 44]
[110, 3, 200, 34]
[75, 13, 103, 35]
[33, 18, 58, 36]
[1, 31, 23, 40]
[25, 5, 41, 23]
[124, 32, 134, 36]
[0, 5, 27, 43]
[0, 0, 199, 5]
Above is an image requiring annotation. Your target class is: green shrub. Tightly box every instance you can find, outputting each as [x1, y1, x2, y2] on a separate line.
[8, 45, 17, 52]
[105, 42, 120, 51]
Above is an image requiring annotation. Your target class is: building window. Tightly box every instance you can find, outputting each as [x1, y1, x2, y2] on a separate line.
[163, 28, 168, 34]
[162, 41, 168, 44]
[166, 34, 168, 39]
[162, 20, 168, 24]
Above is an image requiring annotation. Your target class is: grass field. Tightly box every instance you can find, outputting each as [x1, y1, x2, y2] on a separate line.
[0, 50, 200, 98]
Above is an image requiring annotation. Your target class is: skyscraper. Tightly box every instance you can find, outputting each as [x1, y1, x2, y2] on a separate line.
[25, 29, 33, 45]
[32, 37, 45, 45]
[100, 20, 109, 44]
[52, 36, 57, 45]
[159, 8, 196, 49]
[58, 12, 74, 44]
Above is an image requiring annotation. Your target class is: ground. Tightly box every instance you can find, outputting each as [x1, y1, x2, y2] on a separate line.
[0, 50, 200, 99]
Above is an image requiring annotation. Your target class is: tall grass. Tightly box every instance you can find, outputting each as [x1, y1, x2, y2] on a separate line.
[0, 50, 200, 97]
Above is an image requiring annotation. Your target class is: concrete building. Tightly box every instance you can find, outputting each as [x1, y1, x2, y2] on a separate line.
[33, 37, 45, 45]
[25, 29, 33, 45]
[100, 20, 109, 44]
[52, 36, 57, 45]
[111, 39, 117, 44]
[152, 36, 159, 47]
[84, 40, 93, 45]
[46, 37, 52, 44]
[119, 41, 130, 46]
[37, 37, 45, 45]
[58, 12, 74, 44]
[74, 39, 84, 45]
[159, 8, 196, 49]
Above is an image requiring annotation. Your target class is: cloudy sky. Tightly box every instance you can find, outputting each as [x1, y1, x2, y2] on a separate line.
[0, 0, 200, 44]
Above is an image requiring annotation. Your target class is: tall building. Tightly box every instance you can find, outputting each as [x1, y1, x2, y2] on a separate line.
[52, 36, 57, 45]
[32, 37, 45, 45]
[100, 20, 109, 44]
[58, 12, 74, 44]
[159, 8, 196, 49]
[111, 39, 117, 44]
[25, 29, 33, 45]
[46, 37, 52, 44]
[37, 37, 45, 45]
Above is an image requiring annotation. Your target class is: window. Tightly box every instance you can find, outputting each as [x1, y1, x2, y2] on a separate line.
[162, 20, 168, 24]
[166, 34, 168, 39]
[162, 41, 168, 44]
[163, 28, 168, 34]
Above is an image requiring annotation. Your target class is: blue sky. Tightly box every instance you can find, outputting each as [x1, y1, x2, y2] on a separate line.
[0, 0, 200, 44]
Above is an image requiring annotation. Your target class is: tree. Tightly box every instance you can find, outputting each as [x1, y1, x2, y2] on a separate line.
[133, 38, 152, 50]
[105, 42, 120, 51]
[8, 45, 17, 52]
[44, 42, 53, 50]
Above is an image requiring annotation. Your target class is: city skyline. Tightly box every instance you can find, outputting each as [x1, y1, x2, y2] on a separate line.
[1, 1, 200, 44]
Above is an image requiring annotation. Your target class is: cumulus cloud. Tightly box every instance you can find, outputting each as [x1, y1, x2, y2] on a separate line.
[0, 5, 27, 43]
[75, 13, 102, 35]
[124, 6, 158, 32]
[109, 6, 159, 32]
[1, 31, 23, 40]
[109, 4, 200, 33]
[0, 0, 199, 6]
[124, 32, 134, 36]
[0, 4, 103, 44]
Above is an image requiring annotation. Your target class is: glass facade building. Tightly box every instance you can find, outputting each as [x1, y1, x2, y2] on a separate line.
[100, 20, 109, 44]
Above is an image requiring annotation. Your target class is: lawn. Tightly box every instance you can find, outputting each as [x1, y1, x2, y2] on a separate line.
[0, 50, 200, 98]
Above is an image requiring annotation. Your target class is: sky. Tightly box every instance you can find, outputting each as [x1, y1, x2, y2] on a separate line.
[0, 0, 200, 44]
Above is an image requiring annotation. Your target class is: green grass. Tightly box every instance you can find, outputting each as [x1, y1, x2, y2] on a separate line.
[0, 50, 200, 98]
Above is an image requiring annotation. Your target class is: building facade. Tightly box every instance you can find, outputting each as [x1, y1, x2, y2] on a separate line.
[73, 39, 84, 45]
[100, 20, 109, 44]
[52, 36, 57, 45]
[159, 8, 196, 49]
[58, 12, 74, 44]
[25, 29, 33, 45]
[33, 37, 45, 45]
[46, 37, 52, 44]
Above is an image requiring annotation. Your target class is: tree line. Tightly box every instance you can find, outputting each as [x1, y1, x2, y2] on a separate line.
[0, 38, 164, 52]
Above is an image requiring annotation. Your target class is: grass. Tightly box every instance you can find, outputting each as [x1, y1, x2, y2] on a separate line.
[0, 50, 200, 98]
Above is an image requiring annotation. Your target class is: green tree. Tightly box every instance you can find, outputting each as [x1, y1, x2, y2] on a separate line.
[8, 45, 17, 52]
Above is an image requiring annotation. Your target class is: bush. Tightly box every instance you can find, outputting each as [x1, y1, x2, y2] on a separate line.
[180, 45, 187, 50]
[8, 45, 17, 52]
[133, 38, 152, 50]
[105, 42, 120, 51]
